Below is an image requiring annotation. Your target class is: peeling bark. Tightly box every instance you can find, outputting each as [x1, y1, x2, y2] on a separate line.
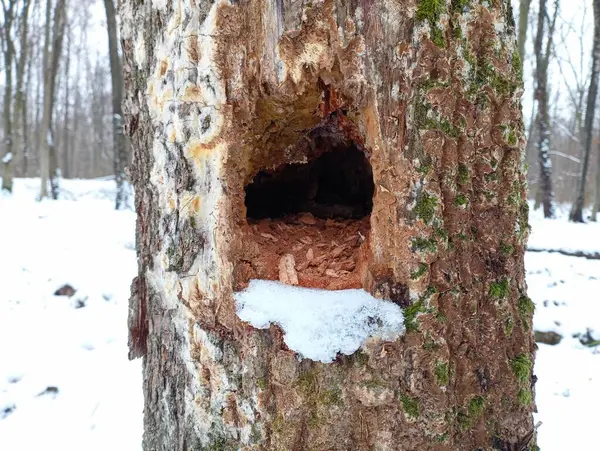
[122, 1, 535, 449]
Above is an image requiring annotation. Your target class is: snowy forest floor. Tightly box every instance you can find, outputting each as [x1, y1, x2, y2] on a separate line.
[1, 178, 599, 450]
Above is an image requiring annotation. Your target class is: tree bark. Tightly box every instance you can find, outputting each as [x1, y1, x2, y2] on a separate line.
[533, 0, 556, 218]
[122, 1, 536, 449]
[570, 0, 600, 222]
[103, 0, 128, 209]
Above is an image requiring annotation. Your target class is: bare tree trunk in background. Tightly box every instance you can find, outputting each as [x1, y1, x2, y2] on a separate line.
[62, 23, 71, 179]
[70, 63, 80, 177]
[594, 146, 600, 220]
[570, 0, 600, 223]
[103, 0, 127, 209]
[33, 18, 43, 178]
[1, 0, 17, 192]
[39, 0, 52, 198]
[39, 0, 67, 199]
[517, 0, 532, 63]
[22, 37, 34, 177]
[47, 0, 67, 198]
[534, 0, 556, 218]
[11, 0, 33, 181]
[122, 1, 536, 449]
[90, 59, 102, 177]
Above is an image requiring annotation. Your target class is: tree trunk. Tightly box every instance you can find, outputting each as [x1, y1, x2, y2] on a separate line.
[39, 0, 67, 199]
[11, 0, 33, 181]
[122, 1, 536, 449]
[70, 66, 81, 177]
[21, 49, 32, 177]
[62, 24, 71, 179]
[33, 23, 44, 178]
[103, 0, 128, 209]
[571, 0, 600, 222]
[39, 0, 52, 198]
[534, 0, 555, 218]
[47, 0, 67, 199]
[517, 0, 532, 63]
[594, 140, 600, 221]
[1, 1, 16, 193]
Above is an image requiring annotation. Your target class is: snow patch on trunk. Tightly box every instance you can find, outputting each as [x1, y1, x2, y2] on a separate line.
[235, 280, 405, 363]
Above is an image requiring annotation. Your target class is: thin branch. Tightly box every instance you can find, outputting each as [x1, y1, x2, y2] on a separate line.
[549, 151, 581, 163]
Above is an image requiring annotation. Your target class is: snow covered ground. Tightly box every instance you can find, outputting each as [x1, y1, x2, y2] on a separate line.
[0, 179, 598, 450]
[527, 204, 600, 450]
[0, 179, 142, 450]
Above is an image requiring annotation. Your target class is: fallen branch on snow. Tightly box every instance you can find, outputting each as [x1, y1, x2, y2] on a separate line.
[527, 248, 600, 260]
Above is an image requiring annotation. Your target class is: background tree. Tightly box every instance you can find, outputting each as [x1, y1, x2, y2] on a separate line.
[11, 0, 33, 183]
[595, 138, 600, 220]
[1, 0, 17, 192]
[570, 0, 600, 223]
[122, 0, 536, 449]
[41, 0, 67, 199]
[518, 0, 532, 63]
[103, 0, 127, 209]
[533, 0, 559, 218]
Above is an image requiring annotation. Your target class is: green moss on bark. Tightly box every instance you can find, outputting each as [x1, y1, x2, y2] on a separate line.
[468, 396, 485, 418]
[457, 164, 469, 185]
[489, 279, 509, 298]
[416, 0, 446, 48]
[518, 388, 533, 406]
[412, 237, 437, 253]
[410, 263, 429, 280]
[404, 300, 426, 332]
[455, 194, 468, 206]
[511, 354, 533, 384]
[415, 191, 438, 224]
[435, 361, 449, 385]
[399, 393, 420, 419]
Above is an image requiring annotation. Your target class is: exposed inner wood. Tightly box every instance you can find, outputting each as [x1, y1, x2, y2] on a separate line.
[237, 119, 374, 290]
[236, 214, 370, 291]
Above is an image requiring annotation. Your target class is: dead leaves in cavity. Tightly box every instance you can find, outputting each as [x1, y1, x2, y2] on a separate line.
[306, 248, 314, 262]
[260, 232, 278, 242]
[279, 254, 298, 285]
[298, 213, 316, 225]
[331, 245, 346, 258]
[325, 269, 339, 278]
[296, 248, 314, 272]
[291, 235, 358, 277]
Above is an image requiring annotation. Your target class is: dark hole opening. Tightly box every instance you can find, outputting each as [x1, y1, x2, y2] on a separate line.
[245, 142, 374, 220]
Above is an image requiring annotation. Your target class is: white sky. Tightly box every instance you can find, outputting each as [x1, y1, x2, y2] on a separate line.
[515, 0, 593, 127]
[1, 1, 594, 132]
